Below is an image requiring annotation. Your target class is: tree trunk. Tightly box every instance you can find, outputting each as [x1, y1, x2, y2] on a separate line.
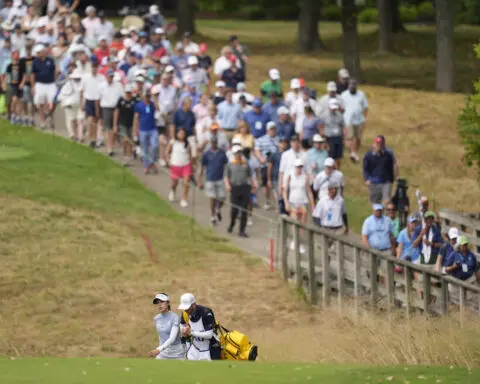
[378, 0, 392, 51]
[341, 0, 362, 81]
[296, 0, 324, 52]
[176, 0, 196, 36]
[436, 0, 455, 92]
[390, 0, 405, 33]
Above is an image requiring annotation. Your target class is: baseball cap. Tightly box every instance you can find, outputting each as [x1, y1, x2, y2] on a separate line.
[421, 196, 429, 203]
[215, 80, 225, 88]
[85, 5, 96, 14]
[125, 83, 134, 93]
[120, 28, 129, 36]
[210, 122, 220, 131]
[165, 65, 175, 73]
[139, 31, 148, 38]
[448, 227, 459, 240]
[152, 293, 169, 304]
[407, 215, 418, 223]
[178, 293, 195, 310]
[294, 158, 304, 167]
[458, 236, 469, 246]
[324, 157, 335, 167]
[69, 69, 82, 79]
[228, 54, 237, 63]
[160, 56, 170, 64]
[187, 55, 198, 66]
[266, 121, 276, 130]
[135, 52, 143, 59]
[329, 98, 340, 109]
[183, 31, 192, 38]
[37, 18, 47, 28]
[175, 42, 184, 50]
[155, 27, 165, 34]
[327, 81, 337, 92]
[290, 78, 300, 89]
[199, 43, 207, 53]
[151, 84, 161, 94]
[328, 181, 339, 189]
[123, 38, 134, 48]
[269, 68, 280, 80]
[313, 134, 325, 143]
[98, 35, 108, 42]
[277, 106, 289, 115]
[232, 145, 243, 154]
[149, 4, 159, 15]
[231, 137, 242, 146]
[373, 203, 384, 211]
[252, 98, 262, 108]
[424, 210, 436, 219]
[237, 82, 246, 91]
[106, 69, 114, 76]
[338, 68, 349, 78]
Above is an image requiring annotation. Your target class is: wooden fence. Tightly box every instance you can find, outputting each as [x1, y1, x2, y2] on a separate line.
[279, 215, 480, 324]
[439, 209, 480, 255]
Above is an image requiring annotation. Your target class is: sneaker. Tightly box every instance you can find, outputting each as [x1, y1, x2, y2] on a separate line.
[168, 190, 175, 202]
[180, 200, 188, 208]
[159, 159, 167, 167]
[216, 210, 222, 222]
[123, 158, 131, 167]
[247, 218, 253, 226]
[239, 232, 249, 238]
[350, 152, 360, 163]
[108, 150, 114, 157]
[210, 216, 217, 226]
[263, 203, 271, 211]
[89, 141, 96, 149]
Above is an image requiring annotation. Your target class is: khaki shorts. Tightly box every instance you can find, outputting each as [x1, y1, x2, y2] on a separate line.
[345, 124, 363, 140]
[205, 180, 226, 200]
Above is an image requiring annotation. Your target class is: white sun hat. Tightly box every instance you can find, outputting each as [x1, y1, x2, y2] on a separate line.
[178, 293, 195, 310]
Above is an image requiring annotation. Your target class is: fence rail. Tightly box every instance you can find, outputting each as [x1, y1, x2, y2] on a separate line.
[279, 215, 480, 323]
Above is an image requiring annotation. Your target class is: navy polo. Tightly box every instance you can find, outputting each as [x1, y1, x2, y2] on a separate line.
[32, 57, 56, 84]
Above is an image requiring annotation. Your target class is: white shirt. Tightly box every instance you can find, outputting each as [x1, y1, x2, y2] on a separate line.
[213, 56, 240, 77]
[285, 90, 302, 109]
[131, 43, 153, 58]
[11, 33, 26, 53]
[99, 81, 124, 108]
[291, 97, 316, 134]
[156, 84, 176, 114]
[313, 169, 345, 202]
[170, 140, 191, 167]
[184, 41, 200, 55]
[58, 79, 82, 107]
[341, 90, 368, 126]
[97, 21, 115, 42]
[81, 73, 105, 100]
[182, 67, 208, 91]
[232, 91, 254, 104]
[312, 194, 346, 228]
[287, 172, 308, 204]
[315, 94, 344, 118]
[81, 17, 101, 48]
[279, 148, 308, 188]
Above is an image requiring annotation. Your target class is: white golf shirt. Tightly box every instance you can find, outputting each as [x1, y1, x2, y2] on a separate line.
[313, 169, 345, 202]
[82, 73, 104, 101]
[312, 193, 346, 228]
[99, 81, 124, 108]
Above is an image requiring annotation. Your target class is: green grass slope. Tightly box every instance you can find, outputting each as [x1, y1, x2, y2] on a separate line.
[1, 358, 479, 384]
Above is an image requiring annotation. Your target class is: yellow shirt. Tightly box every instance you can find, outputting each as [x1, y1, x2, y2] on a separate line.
[234, 133, 254, 150]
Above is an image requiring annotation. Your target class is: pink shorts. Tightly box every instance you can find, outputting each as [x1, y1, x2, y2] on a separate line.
[170, 163, 192, 180]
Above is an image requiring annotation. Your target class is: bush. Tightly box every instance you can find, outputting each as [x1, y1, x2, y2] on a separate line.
[241, 5, 267, 20]
[417, 2, 435, 22]
[399, 5, 419, 23]
[322, 4, 341, 21]
[358, 8, 379, 24]
[266, 4, 299, 20]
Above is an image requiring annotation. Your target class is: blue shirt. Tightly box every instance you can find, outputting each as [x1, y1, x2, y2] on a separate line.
[244, 109, 270, 138]
[397, 228, 420, 262]
[217, 100, 243, 130]
[362, 215, 393, 251]
[439, 242, 456, 267]
[119, 62, 132, 74]
[363, 150, 395, 184]
[303, 116, 322, 141]
[450, 250, 477, 280]
[32, 57, 56, 84]
[275, 119, 295, 141]
[173, 108, 196, 137]
[262, 101, 285, 122]
[202, 149, 229, 182]
[134, 101, 156, 131]
[269, 151, 283, 186]
[170, 54, 190, 76]
[413, 224, 443, 255]
[307, 148, 329, 176]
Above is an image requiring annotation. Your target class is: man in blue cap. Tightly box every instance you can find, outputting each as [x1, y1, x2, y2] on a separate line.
[244, 98, 270, 139]
[361, 203, 396, 256]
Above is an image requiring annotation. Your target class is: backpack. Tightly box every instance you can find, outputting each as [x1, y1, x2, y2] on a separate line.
[182, 311, 258, 361]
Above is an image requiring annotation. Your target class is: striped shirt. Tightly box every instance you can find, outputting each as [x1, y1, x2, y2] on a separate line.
[254, 134, 279, 166]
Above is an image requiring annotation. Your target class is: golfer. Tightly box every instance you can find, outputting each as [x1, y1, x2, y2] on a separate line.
[148, 293, 185, 360]
[178, 293, 221, 361]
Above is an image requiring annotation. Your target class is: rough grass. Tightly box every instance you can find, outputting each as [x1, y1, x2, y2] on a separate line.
[1, 358, 480, 384]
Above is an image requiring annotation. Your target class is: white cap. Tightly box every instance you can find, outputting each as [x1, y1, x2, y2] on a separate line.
[232, 145, 243, 154]
[151, 83, 161, 94]
[120, 28, 129, 36]
[236, 82, 246, 91]
[153, 293, 169, 303]
[324, 157, 335, 167]
[155, 27, 165, 34]
[149, 4, 159, 15]
[129, 26, 137, 32]
[313, 134, 325, 143]
[160, 56, 170, 64]
[266, 121, 276, 130]
[215, 80, 226, 88]
[135, 68, 147, 77]
[33, 44, 46, 55]
[100, 56, 109, 66]
[338, 68, 349, 78]
[269, 68, 280, 80]
[178, 293, 195, 310]
[231, 137, 242, 146]
[123, 38, 134, 48]
[290, 78, 300, 89]
[294, 158, 304, 167]
[165, 65, 175, 73]
[135, 75, 145, 82]
[13, 0, 21, 7]
[175, 42, 184, 50]
[277, 106, 289, 115]
[98, 35, 108, 42]
[329, 98, 340, 109]
[69, 69, 82, 79]
[85, 5, 96, 14]
[125, 83, 135, 92]
[187, 56, 198, 66]
[37, 18, 47, 28]
[327, 81, 337, 92]
[448, 227, 459, 240]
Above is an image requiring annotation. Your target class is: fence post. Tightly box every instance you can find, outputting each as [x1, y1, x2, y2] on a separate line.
[439, 277, 448, 316]
[386, 260, 395, 313]
[422, 272, 431, 314]
[321, 234, 330, 305]
[353, 247, 360, 318]
[460, 285, 466, 328]
[307, 229, 317, 305]
[280, 217, 288, 281]
[294, 224, 302, 289]
[370, 252, 378, 309]
[404, 265, 413, 318]
[336, 240, 345, 310]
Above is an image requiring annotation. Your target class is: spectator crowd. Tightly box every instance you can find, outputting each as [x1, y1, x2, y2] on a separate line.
[0, 3, 476, 284]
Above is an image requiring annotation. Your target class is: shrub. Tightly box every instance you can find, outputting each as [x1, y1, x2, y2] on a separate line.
[399, 5, 419, 23]
[417, 1, 435, 22]
[241, 5, 267, 20]
[322, 4, 341, 21]
[358, 8, 379, 24]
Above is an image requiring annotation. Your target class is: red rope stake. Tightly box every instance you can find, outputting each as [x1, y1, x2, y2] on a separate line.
[269, 237, 274, 272]
[142, 234, 158, 264]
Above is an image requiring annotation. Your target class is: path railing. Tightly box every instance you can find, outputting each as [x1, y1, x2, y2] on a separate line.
[279, 215, 480, 324]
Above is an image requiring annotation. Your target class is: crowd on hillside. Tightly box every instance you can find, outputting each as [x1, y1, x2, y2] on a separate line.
[0, 3, 477, 283]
